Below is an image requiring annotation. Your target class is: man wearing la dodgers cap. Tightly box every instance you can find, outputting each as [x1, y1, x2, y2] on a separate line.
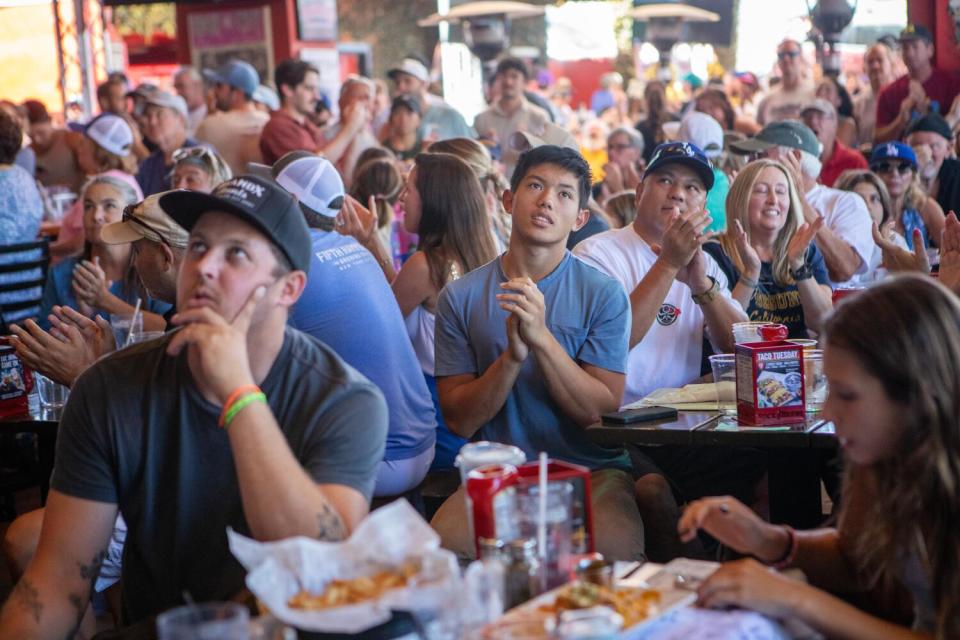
[194, 59, 270, 175]
[0, 173, 388, 635]
[269, 150, 438, 498]
[573, 141, 752, 560]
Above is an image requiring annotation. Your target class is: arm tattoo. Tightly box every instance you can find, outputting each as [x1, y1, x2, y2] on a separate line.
[10, 577, 42, 624]
[316, 503, 346, 542]
[65, 549, 107, 635]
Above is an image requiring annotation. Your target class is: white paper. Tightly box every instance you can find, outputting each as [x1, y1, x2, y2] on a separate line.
[228, 500, 458, 634]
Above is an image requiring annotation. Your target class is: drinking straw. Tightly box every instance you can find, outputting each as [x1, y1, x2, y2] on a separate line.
[538, 451, 548, 563]
[125, 298, 142, 347]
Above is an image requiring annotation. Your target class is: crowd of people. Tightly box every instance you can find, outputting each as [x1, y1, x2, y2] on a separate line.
[0, 20, 959, 639]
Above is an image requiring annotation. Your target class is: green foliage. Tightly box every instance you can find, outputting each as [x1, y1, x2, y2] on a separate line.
[111, 3, 176, 41]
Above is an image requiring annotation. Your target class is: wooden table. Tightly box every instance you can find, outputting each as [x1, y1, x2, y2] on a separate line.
[587, 411, 838, 529]
[0, 403, 62, 506]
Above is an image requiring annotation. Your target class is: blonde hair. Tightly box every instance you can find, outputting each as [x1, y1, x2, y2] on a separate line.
[719, 159, 804, 286]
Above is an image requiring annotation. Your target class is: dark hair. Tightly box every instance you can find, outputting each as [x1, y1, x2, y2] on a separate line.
[695, 89, 736, 131]
[822, 75, 854, 118]
[495, 57, 529, 80]
[824, 274, 960, 638]
[23, 100, 50, 125]
[274, 59, 319, 95]
[0, 109, 22, 165]
[355, 146, 395, 168]
[413, 152, 498, 289]
[351, 158, 403, 229]
[510, 145, 592, 209]
[643, 82, 671, 146]
[96, 77, 124, 102]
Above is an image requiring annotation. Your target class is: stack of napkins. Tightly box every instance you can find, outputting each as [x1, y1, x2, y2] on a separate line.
[625, 382, 731, 411]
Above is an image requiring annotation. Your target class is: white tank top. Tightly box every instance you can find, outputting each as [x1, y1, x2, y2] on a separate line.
[404, 304, 436, 376]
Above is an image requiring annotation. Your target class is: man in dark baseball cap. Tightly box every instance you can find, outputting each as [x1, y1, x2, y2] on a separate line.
[905, 112, 960, 215]
[0, 169, 389, 636]
[875, 22, 960, 142]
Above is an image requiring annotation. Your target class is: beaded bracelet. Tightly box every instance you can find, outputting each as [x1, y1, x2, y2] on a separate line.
[770, 525, 799, 570]
[220, 391, 267, 429]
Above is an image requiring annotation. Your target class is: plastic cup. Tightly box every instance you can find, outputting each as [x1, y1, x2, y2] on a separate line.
[708, 354, 737, 415]
[156, 602, 249, 640]
[127, 331, 165, 345]
[732, 321, 773, 344]
[456, 441, 527, 486]
[35, 373, 69, 409]
[804, 349, 827, 413]
[110, 312, 143, 348]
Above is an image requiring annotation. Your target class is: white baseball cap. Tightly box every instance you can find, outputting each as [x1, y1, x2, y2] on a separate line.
[84, 113, 134, 157]
[679, 112, 724, 159]
[271, 151, 345, 218]
[387, 57, 430, 83]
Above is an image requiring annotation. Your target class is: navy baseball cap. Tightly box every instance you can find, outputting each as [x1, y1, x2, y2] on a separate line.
[644, 141, 715, 190]
[160, 175, 311, 273]
[203, 60, 260, 98]
[899, 23, 933, 43]
[870, 141, 918, 170]
[905, 113, 952, 140]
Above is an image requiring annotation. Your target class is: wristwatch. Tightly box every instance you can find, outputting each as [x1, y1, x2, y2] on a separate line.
[692, 276, 721, 305]
[789, 262, 814, 282]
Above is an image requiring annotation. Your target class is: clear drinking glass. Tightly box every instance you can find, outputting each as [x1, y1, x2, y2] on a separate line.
[35, 373, 69, 409]
[127, 330, 165, 345]
[110, 312, 143, 348]
[804, 349, 827, 413]
[156, 602, 249, 640]
[708, 354, 738, 415]
[732, 321, 772, 344]
[515, 481, 573, 592]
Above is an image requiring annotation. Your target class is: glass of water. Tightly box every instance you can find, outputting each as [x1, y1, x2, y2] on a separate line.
[35, 373, 69, 409]
[156, 602, 249, 640]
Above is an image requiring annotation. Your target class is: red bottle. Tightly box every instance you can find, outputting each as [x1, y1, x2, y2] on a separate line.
[466, 463, 519, 556]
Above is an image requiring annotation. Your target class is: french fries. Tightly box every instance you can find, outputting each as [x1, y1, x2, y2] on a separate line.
[547, 581, 662, 627]
[287, 562, 420, 610]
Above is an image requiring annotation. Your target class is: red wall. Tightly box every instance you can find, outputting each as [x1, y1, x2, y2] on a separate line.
[547, 59, 616, 112]
[908, 0, 960, 73]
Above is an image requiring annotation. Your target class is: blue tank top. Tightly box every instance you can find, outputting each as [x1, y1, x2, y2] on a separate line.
[901, 208, 929, 250]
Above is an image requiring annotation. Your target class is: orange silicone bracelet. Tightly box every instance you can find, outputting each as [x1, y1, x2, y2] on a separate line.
[218, 384, 262, 427]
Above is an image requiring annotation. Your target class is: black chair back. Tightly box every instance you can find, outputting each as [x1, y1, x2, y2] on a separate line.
[0, 238, 51, 334]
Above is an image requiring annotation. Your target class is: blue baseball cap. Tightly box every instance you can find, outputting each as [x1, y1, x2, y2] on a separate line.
[203, 60, 260, 98]
[870, 141, 917, 170]
[644, 141, 715, 190]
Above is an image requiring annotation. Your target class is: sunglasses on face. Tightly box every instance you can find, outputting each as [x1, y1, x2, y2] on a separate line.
[778, 50, 800, 60]
[873, 162, 913, 175]
[122, 205, 171, 248]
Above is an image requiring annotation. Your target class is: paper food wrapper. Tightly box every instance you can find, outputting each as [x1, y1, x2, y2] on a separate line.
[228, 500, 459, 634]
[629, 383, 733, 409]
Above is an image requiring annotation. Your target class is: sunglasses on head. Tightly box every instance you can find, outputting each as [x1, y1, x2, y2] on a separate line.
[172, 146, 216, 164]
[122, 205, 171, 248]
[777, 50, 800, 60]
[873, 162, 913, 175]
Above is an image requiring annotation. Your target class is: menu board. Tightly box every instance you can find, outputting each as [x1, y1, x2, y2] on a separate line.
[188, 6, 274, 84]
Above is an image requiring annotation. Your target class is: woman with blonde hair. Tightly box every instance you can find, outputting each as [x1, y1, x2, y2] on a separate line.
[870, 141, 945, 250]
[703, 158, 832, 338]
[429, 137, 511, 251]
[170, 145, 232, 193]
[603, 190, 637, 228]
[680, 274, 960, 638]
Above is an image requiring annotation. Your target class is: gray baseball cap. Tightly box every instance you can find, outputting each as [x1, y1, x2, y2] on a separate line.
[729, 121, 822, 157]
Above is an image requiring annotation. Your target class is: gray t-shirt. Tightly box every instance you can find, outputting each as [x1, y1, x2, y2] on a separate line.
[51, 327, 388, 624]
[435, 252, 631, 471]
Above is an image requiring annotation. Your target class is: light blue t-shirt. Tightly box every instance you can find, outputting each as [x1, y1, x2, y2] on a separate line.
[39, 257, 172, 330]
[289, 229, 436, 461]
[422, 100, 476, 141]
[435, 252, 631, 471]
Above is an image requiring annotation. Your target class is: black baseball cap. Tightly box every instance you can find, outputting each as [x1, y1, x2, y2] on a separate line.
[159, 175, 311, 273]
[905, 112, 952, 141]
[899, 23, 933, 43]
[390, 94, 421, 117]
[644, 141, 715, 190]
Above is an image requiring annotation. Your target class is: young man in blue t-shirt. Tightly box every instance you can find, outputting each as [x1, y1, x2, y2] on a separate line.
[431, 145, 645, 560]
